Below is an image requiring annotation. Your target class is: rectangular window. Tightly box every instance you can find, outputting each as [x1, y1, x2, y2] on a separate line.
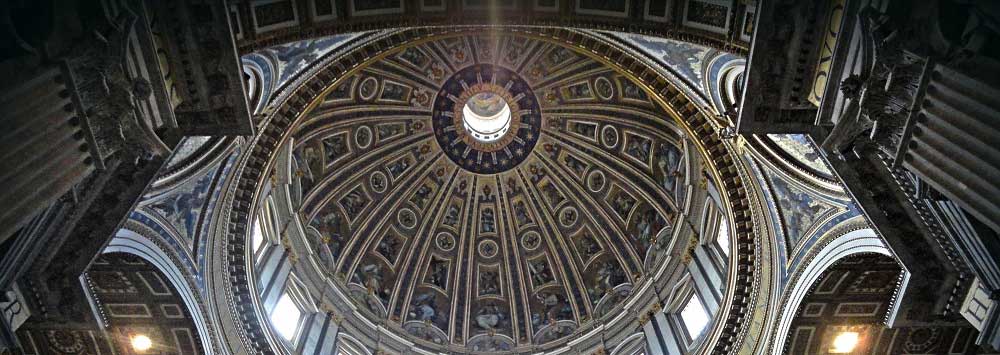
[716, 217, 730, 257]
[252, 218, 265, 254]
[680, 294, 709, 339]
[271, 292, 303, 341]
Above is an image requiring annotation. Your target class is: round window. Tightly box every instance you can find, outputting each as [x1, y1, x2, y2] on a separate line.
[462, 92, 512, 142]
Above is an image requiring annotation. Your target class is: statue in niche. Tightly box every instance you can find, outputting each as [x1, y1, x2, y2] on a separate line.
[527, 259, 553, 287]
[481, 208, 495, 233]
[410, 293, 437, 322]
[626, 137, 652, 162]
[480, 271, 500, 296]
[656, 143, 683, 196]
[476, 303, 506, 330]
[443, 205, 461, 227]
[411, 184, 433, 208]
[514, 201, 532, 225]
[428, 259, 449, 290]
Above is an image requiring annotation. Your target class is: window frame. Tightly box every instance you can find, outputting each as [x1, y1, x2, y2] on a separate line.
[252, 197, 280, 263]
[699, 199, 730, 271]
[677, 292, 710, 343]
[715, 215, 731, 259]
[271, 290, 305, 342]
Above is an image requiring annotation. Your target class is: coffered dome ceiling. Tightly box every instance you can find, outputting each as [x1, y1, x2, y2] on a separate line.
[283, 32, 698, 352]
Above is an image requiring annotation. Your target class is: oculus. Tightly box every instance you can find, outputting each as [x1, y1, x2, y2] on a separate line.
[463, 92, 512, 142]
[432, 64, 541, 174]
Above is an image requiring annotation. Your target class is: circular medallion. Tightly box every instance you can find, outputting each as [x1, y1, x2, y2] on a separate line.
[587, 170, 606, 193]
[436, 232, 456, 251]
[397, 208, 418, 229]
[432, 64, 541, 174]
[595, 77, 614, 100]
[601, 125, 619, 148]
[355, 126, 373, 148]
[358, 77, 379, 101]
[558, 207, 579, 228]
[478, 240, 499, 258]
[521, 231, 542, 251]
[370, 171, 388, 193]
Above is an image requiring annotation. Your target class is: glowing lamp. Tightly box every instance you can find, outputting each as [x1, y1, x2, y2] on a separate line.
[131, 334, 152, 352]
[830, 331, 859, 353]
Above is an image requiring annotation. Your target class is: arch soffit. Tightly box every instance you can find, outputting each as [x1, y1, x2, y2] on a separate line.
[104, 227, 219, 355]
[767, 226, 906, 353]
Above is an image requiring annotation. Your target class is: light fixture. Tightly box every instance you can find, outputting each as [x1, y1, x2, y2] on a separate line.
[830, 331, 859, 353]
[131, 334, 153, 352]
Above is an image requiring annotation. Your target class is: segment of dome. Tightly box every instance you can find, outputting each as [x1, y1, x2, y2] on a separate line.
[285, 31, 695, 352]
